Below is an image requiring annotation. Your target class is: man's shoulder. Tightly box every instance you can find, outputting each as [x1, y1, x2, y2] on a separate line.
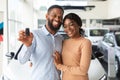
[32, 25, 45, 32]
[31, 28, 44, 36]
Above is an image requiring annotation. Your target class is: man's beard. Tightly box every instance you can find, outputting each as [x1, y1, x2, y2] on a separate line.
[48, 19, 61, 31]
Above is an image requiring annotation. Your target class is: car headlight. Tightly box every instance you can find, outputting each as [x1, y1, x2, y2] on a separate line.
[99, 74, 107, 80]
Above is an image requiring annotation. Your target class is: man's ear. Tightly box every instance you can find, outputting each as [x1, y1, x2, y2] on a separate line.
[46, 13, 48, 20]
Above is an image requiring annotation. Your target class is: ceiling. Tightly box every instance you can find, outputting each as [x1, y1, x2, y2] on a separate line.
[34, 0, 120, 25]
[34, 0, 107, 11]
[56, 0, 107, 1]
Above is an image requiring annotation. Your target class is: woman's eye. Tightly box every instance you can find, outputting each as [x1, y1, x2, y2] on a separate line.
[69, 23, 74, 26]
[63, 22, 74, 28]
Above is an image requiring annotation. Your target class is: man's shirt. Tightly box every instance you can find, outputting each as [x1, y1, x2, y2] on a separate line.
[18, 26, 63, 80]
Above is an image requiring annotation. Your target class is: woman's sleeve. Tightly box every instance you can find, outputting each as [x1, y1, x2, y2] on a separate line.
[56, 39, 92, 76]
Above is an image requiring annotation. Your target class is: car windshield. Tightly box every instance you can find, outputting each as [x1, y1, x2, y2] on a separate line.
[115, 34, 120, 47]
[90, 29, 108, 36]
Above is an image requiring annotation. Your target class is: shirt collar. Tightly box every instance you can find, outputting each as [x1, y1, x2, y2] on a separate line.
[42, 25, 50, 36]
[42, 25, 59, 37]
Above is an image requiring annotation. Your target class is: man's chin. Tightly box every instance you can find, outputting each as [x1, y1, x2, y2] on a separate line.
[54, 24, 60, 28]
[53, 25, 61, 30]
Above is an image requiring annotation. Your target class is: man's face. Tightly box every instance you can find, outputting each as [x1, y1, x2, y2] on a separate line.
[46, 8, 63, 31]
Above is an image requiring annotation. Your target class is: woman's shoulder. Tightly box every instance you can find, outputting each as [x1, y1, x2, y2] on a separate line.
[80, 37, 92, 45]
[63, 38, 70, 44]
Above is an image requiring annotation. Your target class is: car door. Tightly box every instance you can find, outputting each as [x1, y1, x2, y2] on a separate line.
[101, 34, 115, 62]
[99, 35, 109, 62]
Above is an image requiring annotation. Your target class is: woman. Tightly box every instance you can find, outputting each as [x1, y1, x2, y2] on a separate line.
[53, 13, 92, 80]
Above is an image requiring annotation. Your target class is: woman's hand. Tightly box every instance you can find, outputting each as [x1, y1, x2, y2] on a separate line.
[53, 51, 62, 66]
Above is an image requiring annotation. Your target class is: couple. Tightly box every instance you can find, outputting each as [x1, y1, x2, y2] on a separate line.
[18, 5, 92, 80]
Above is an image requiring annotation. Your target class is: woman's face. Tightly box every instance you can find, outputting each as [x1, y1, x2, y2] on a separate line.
[63, 19, 80, 38]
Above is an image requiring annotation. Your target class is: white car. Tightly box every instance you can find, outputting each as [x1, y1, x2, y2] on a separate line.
[98, 31, 120, 77]
[88, 53, 107, 80]
[83, 27, 109, 53]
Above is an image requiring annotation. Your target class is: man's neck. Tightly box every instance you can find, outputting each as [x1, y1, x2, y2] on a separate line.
[45, 25, 56, 35]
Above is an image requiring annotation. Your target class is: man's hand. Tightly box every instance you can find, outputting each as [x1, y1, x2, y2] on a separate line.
[18, 30, 33, 47]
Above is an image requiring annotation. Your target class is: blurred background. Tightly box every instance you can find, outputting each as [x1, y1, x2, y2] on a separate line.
[0, 0, 120, 80]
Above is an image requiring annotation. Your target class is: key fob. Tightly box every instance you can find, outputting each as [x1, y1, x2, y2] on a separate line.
[25, 28, 30, 36]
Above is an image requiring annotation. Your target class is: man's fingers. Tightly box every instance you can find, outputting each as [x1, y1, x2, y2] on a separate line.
[18, 30, 26, 39]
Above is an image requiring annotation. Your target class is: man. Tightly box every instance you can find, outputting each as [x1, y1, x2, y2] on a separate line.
[18, 5, 64, 80]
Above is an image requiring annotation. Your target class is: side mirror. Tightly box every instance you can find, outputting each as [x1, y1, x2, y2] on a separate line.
[5, 52, 15, 60]
[109, 43, 115, 47]
[107, 42, 115, 47]
[94, 51, 104, 59]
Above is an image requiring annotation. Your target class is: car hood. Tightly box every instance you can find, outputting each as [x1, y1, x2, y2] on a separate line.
[88, 58, 106, 80]
[86, 37, 103, 45]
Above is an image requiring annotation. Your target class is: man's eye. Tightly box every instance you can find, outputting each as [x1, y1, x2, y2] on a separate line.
[51, 14, 56, 17]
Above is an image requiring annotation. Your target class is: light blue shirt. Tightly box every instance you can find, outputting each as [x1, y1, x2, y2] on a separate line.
[18, 26, 63, 80]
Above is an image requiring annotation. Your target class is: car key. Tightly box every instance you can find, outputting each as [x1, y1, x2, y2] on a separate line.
[25, 28, 30, 36]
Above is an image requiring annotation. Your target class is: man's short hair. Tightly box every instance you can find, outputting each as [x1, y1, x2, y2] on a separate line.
[47, 5, 64, 13]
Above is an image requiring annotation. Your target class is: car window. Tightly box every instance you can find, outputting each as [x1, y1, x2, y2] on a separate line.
[90, 29, 108, 36]
[84, 29, 88, 37]
[103, 35, 109, 42]
[115, 34, 120, 47]
[108, 36, 114, 44]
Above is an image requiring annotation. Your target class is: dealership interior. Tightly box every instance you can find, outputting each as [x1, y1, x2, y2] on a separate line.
[0, 0, 120, 80]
